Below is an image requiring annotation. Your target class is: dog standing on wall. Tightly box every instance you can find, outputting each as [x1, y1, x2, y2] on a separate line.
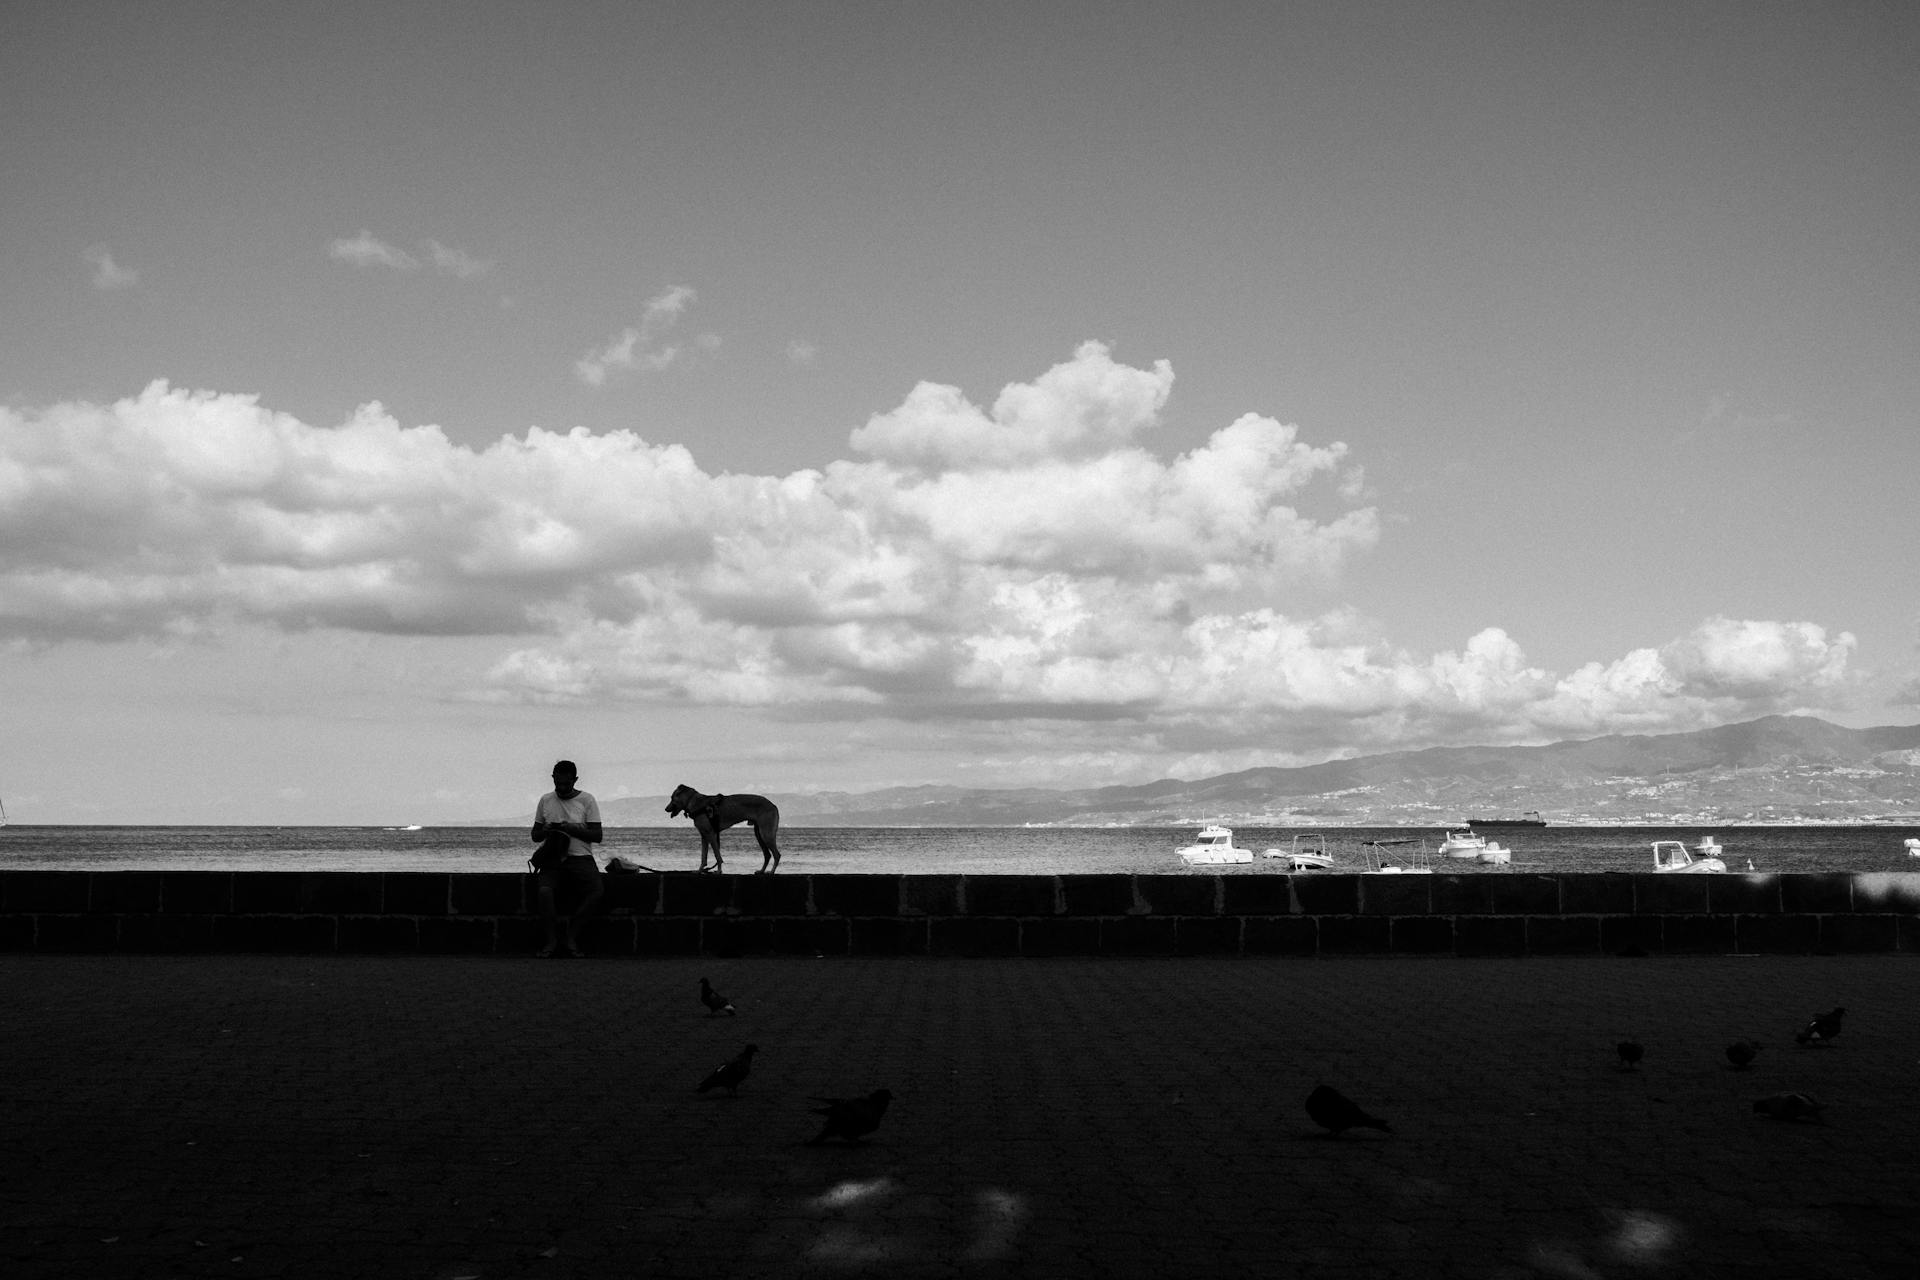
[665, 784, 783, 874]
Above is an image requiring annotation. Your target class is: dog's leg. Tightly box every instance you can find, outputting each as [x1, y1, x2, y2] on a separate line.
[695, 814, 722, 872]
[754, 819, 781, 874]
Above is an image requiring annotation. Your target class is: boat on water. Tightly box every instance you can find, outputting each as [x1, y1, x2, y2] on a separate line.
[1438, 827, 1488, 858]
[1651, 838, 1727, 874]
[1476, 841, 1512, 866]
[1359, 838, 1434, 875]
[1468, 811, 1545, 827]
[1177, 824, 1252, 865]
[1906, 838, 1920, 858]
[1265, 833, 1335, 871]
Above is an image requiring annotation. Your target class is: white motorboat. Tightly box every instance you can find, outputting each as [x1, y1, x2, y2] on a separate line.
[1476, 841, 1512, 865]
[1651, 839, 1726, 873]
[1905, 838, 1919, 858]
[1178, 824, 1252, 865]
[1690, 835, 1756, 869]
[1265, 833, 1335, 870]
[1360, 838, 1433, 874]
[1438, 827, 1488, 858]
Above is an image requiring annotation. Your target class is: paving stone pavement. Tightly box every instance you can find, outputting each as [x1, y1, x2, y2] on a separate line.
[2, 953, 1916, 1279]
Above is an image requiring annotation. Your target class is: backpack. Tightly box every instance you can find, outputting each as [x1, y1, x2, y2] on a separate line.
[529, 829, 572, 874]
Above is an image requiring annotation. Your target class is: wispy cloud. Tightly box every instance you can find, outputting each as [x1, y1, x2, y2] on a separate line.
[328, 231, 492, 278]
[328, 230, 420, 271]
[787, 339, 819, 367]
[0, 346, 1857, 761]
[575, 285, 702, 386]
[425, 239, 493, 279]
[84, 244, 139, 291]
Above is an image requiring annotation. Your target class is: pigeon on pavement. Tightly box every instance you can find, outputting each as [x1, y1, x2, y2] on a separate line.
[805, 1089, 893, 1144]
[1616, 1041, 1644, 1071]
[1794, 1007, 1844, 1045]
[1305, 1084, 1391, 1136]
[1725, 1040, 1760, 1069]
[699, 977, 737, 1017]
[1752, 1092, 1824, 1123]
[697, 1044, 758, 1096]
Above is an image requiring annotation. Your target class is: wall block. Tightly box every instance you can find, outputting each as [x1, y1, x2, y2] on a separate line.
[0, 870, 1913, 956]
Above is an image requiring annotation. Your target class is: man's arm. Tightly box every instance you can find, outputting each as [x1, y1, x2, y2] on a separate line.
[532, 811, 602, 844]
[575, 795, 604, 844]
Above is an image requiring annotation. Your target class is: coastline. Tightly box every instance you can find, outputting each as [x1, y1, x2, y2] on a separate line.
[5, 823, 1918, 878]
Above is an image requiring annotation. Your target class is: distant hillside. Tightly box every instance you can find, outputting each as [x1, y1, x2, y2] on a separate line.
[575, 715, 1920, 827]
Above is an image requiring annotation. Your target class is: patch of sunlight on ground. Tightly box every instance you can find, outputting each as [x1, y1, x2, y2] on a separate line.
[801, 1180, 1031, 1267]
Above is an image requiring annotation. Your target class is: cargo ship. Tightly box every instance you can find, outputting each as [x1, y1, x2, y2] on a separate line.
[1466, 810, 1545, 827]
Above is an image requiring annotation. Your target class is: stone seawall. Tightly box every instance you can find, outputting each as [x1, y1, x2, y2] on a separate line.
[4, 870, 1919, 956]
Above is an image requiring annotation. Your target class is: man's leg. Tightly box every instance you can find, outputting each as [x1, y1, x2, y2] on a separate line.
[563, 858, 604, 953]
[535, 874, 562, 956]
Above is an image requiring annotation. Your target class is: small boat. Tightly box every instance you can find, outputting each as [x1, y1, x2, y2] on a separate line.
[1905, 838, 1920, 858]
[1438, 827, 1488, 858]
[1177, 824, 1252, 865]
[1360, 838, 1434, 874]
[1651, 839, 1726, 874]
[1476, 842, 1512, 865]
[1265, 833, 1334, 871]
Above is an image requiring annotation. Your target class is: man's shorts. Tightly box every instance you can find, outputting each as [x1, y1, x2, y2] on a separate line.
[539, 854, 603, 906]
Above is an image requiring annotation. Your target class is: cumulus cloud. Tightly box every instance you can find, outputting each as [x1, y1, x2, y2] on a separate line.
[328, 230, 420, 271]
[0, 346, 1859, 757]
[851, 340, 1172, 472]
[84, 244, 139, 290]
[575, 286, 703, 385]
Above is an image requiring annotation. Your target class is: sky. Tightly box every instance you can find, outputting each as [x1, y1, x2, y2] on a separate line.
[3, 0, 1917, 824]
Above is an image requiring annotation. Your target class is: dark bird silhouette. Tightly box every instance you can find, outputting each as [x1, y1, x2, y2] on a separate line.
[699, 977, 736, 1017]
[1795, 1007, 1845, 1046]
[1615, 1041, 1644, 1071]
[697, 1043, 758, 1096]
[1304, 1084, 1391, 1136]
[1725, 1040, 1760, 1069]
[1752, 1092, 1824, 1123]
[805, 1088, 893, 1144]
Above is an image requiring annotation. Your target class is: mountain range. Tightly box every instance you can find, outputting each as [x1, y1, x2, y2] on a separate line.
[576, 715, 1920, 827]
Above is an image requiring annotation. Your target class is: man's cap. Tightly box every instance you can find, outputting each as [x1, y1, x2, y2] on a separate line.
[552, 760, 578, 776]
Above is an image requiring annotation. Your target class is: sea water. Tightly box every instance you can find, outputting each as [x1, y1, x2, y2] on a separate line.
[2, 824, 1917, 876]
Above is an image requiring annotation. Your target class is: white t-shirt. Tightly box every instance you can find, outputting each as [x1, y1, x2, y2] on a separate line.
[535, 789, 602, 859]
